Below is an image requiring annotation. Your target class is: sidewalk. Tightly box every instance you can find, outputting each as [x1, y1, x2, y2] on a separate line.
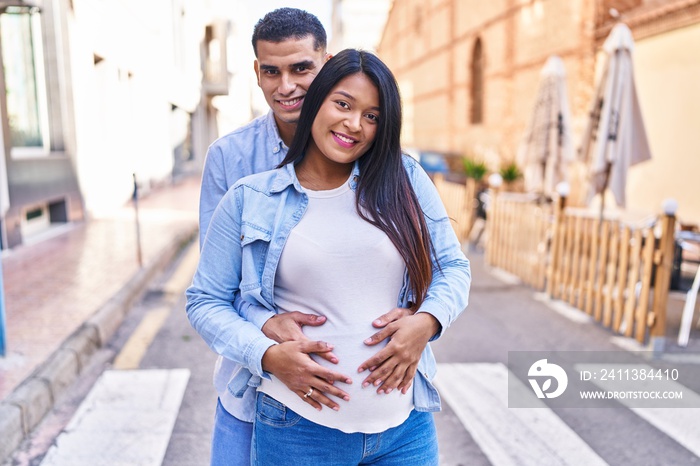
[0, 175, 200, 461]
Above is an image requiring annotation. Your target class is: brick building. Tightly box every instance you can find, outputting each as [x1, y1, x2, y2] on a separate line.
[378, 0, 700, 225]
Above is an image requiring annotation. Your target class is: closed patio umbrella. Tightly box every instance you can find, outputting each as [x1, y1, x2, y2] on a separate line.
[579, 23, 651, 213]
[517, 55, 574, 197]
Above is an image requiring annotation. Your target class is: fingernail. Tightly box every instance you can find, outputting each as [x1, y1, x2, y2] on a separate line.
[364, 338, 372, 344]
[370, 366, 377, 371]
[346, 378, 353, 384]
[325, 342, 334, 349]
[316, 407, 322, 411]
[362, 382, 369, 388]
[343, 396, 350, 401]
[357, 367, 364, 373]
[374, 380, 382, 386]
[386, 388, 393, 394]
[333, 406, 339, 411]
[373, 319, 382, 325]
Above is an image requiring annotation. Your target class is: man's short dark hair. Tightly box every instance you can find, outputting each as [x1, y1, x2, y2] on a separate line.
[252, 7, 327, 57]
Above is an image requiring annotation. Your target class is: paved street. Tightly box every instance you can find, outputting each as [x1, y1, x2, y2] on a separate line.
[5, 237, 700, 465]
[2, 176, 700, 465]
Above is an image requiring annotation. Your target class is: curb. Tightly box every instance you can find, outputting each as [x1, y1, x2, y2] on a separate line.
[0, 226, 197, 463]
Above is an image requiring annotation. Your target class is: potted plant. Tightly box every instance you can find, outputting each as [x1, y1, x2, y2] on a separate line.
[462, 158, 488, 182]
[499, 161, 522, 190]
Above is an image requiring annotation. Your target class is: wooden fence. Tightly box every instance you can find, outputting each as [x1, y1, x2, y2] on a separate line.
[432, 174, 478, 244]
[433, 176, 677, 351]
[485, 192, 552, 290]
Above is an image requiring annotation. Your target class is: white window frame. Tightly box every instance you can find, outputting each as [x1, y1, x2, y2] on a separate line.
[1, 7, 51, 158]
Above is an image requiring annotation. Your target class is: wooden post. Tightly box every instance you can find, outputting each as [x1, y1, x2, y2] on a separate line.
[568, 215, 583, 306]
[575, 218, 592, 309]
[593, 221, 610, 322]
[649, 211, 677, 353]
[485, 186, 500, 266]
[546, 193, 567, 297]
[613, 227, 631, 332]
[603, 223, 620, 328]
[584, 220, 600, 316]
[465, 177, 477, 240]
[622, 229, 643, 337]
[635, 229, 656, 343]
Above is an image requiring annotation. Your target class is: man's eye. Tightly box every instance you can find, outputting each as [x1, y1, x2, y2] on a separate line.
[294, 66, 308, 73]
[264, 70, 278, 75]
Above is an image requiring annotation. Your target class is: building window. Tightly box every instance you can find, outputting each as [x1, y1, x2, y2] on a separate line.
[470, 38, 484, 125]
[0, 6, 50, 156]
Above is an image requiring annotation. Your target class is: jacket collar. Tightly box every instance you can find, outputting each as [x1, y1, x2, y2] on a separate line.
[269, 159, 361, 194]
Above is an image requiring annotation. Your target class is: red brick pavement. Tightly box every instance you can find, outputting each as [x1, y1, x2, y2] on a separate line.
[0, 176, 200, 400]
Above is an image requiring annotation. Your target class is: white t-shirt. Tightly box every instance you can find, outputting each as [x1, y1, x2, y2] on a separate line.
[258, 177, 414, 433]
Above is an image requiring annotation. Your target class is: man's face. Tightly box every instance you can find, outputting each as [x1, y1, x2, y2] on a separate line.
[254, 36, 327, 127]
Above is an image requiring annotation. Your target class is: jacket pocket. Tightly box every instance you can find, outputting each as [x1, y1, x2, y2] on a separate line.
[239, 224, 271, 292]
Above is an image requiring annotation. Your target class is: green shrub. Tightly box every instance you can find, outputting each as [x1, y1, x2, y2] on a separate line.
[463, 158, 488, 181]
[499, 161, 522, 183]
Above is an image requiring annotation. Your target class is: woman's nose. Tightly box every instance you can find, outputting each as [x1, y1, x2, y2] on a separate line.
[343, 112, 361, 131]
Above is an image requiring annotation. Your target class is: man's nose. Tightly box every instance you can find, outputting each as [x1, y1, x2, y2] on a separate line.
[278, 73, 296, 95]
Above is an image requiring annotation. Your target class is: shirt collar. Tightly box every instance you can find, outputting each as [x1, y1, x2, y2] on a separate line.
[264, 111, 286, 154]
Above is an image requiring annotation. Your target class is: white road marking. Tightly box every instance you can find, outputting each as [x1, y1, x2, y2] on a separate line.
[41, 369, 190, 466]
[434, 363, 608, 466]
[578, 363, 700, 458]
[533, 292, 594, 324]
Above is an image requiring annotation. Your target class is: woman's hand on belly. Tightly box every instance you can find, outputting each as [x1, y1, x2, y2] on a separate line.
[262, 311, 339, 364]
[357, 312, 440, 395]
[262, 340, 353, 411]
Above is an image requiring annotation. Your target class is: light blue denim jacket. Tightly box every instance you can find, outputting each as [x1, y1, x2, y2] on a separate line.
[187, 154, 471, 422]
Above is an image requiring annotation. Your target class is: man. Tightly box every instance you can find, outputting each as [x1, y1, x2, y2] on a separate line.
[199, 9, 412, 465]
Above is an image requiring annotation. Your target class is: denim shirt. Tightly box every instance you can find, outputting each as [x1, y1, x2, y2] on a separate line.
[199, 111, 287, 249]
[187, 155, 471, 422]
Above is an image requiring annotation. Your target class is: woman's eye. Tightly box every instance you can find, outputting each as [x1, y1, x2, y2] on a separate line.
[365, 113, 379, 122]
[335, 101, 350, 109]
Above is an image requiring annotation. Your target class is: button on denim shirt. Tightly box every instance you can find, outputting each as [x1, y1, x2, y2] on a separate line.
[187, 155, 471, 423]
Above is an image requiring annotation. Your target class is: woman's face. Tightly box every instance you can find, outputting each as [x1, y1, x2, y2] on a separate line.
[307, 73, 380, 167]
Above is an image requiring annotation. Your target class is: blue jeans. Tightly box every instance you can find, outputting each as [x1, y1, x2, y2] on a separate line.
[211, 398, 253, 466]
[252, 393, 438, 466]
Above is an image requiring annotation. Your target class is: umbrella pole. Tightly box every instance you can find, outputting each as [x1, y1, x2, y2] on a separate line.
[599, 161, 612, 225]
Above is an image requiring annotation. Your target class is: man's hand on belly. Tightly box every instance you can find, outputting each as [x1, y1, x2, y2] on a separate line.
[357, 312, 440, 395]
[262, 311, 338, 363]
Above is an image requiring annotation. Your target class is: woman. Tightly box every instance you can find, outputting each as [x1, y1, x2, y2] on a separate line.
[187, 49, 470, 465]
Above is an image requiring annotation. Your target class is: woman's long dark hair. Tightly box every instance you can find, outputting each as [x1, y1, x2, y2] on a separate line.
[279, 49, 434, 310]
